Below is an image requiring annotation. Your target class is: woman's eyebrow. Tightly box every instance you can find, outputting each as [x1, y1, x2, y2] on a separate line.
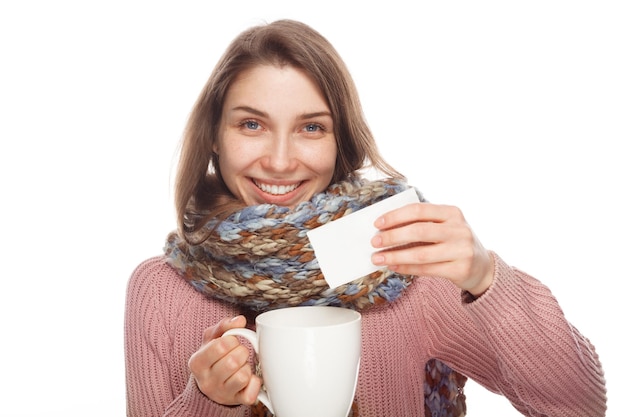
[231, 105, 267, 117]
[231, 106, 332, 121]
[298, 111, 332, 120]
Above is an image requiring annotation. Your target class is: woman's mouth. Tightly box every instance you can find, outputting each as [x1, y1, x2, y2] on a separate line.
[253, 180, 302, 195]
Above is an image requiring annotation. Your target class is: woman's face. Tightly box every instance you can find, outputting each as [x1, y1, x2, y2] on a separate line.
[216, 64, 337, 208]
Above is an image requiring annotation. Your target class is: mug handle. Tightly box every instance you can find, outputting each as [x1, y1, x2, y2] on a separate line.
[222, 328, 274, 415]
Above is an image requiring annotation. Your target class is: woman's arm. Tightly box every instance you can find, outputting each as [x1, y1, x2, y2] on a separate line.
[373, 201, 606, 415]
[423, 253, 607, 416]
[124, 257, 248, 417]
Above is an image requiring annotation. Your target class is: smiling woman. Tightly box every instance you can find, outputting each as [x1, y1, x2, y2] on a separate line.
[1, 1, 622, 417]
[216, 65, 337, 208]
[123, 18, 607, 417]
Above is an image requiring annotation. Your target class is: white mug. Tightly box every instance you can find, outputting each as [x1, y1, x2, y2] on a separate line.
[223, 306, 361, 417]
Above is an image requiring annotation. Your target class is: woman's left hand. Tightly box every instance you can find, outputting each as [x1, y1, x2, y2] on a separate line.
[371, 202, 494, 296]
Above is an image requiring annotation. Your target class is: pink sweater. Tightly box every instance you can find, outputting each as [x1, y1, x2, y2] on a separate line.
[124, 253, 606, 416]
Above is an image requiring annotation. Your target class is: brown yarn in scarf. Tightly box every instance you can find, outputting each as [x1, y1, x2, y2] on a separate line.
[165, 178, 418, 311]
[164, 178, 466, 416]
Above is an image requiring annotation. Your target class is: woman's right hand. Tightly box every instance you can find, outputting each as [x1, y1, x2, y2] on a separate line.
[188, 315, 262, 406]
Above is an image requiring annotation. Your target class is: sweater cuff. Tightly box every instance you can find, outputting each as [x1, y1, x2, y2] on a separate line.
[460, 251, 496, 304]
[164, 374, 245, 417]
[461, 252, 539, 329]
[460, 251, 514, 309]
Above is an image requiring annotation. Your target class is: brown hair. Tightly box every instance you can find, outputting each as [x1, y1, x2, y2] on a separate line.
[175, 19, 403, 242]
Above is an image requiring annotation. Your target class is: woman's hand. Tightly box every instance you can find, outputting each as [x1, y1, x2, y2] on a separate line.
[371, 202, 494, 296]
[188, 316, 262, 406]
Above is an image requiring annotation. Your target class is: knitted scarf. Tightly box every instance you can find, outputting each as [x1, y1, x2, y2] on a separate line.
[164, 177, 466, 416]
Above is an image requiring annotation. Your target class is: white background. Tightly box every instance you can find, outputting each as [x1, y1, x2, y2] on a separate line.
[1, 1, 623, 416]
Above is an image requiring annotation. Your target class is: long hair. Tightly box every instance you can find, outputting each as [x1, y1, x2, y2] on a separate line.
[175, 19, 403, 243]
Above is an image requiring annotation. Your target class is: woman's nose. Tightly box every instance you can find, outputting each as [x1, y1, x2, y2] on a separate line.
[261, 133, 297, 172]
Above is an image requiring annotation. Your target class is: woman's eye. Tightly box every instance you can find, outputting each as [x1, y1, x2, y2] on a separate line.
[242, 120, 260, 130]
[304, 123, 324, 133]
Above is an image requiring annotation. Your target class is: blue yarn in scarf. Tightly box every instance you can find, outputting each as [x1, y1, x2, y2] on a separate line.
[164, 178, 423, 311]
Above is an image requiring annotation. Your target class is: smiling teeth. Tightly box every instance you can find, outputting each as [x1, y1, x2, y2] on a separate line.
[255, 181, 300, 195]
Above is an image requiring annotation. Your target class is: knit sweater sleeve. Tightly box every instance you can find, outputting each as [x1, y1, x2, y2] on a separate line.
[124, 257, 248, 417]
[421, 252, 607, 416]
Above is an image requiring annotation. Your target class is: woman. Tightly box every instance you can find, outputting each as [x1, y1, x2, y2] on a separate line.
[124, 19, 607, 416]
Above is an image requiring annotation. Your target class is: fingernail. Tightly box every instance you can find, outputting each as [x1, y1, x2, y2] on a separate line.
[230, 315, 242, 322]
[371, 235, 382, 247]
[375, 216, 385, 228]
[372, 254, 385, 265]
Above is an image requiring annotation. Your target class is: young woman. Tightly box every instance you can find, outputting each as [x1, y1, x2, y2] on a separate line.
[124, 19, 607, 417]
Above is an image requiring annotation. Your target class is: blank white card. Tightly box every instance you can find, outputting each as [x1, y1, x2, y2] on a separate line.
[306, 188, 420, 288]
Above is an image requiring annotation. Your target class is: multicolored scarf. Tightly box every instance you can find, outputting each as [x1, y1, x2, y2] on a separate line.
[164, 177, 466, 416]
[165, 178, 420, 311]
